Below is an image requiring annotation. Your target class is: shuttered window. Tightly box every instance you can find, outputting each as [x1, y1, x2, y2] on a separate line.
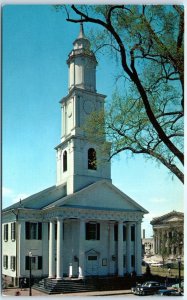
[25, 256, 42, 270]
[3, 255, 8, 269]
[10, 256, 16, 271]
[11, 222, 16, 240]
[25, 222, 42, 240]
[4, 224, 8, 241]
[86, 223, 100, 240]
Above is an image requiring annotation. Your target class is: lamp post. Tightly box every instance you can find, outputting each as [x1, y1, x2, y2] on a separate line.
[29, 251, 32, 296]
[177, 256, 181, 294]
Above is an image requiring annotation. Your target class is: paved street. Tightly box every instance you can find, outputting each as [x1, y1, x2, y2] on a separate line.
[2, 288, 133, 297]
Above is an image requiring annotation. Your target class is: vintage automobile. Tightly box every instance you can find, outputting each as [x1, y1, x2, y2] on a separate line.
[131, 281, 166, 296]
[157, 289, 182, 296]
[172, 281, 184, 292]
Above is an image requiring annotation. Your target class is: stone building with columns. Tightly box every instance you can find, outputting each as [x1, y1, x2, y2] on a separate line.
[2, 24, 148, 287]
[151, 211, 184, 259]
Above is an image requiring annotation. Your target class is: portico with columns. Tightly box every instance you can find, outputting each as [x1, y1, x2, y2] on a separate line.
[2, 23, 148, 286]
[45, 202, 145, 279]
[151, 211, 184, 259]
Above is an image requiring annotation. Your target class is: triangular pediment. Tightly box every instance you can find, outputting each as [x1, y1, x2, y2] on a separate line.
[151, 210, 184, 225]
[85, 249, 100, 256]
[46, 180, 148, 213]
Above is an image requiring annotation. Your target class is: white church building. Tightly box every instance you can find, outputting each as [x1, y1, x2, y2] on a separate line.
[2, 24, 148, 287]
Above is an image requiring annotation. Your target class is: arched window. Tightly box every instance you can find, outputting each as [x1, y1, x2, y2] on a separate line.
[63, 151, 67, 172]
[88, 148, 97, 170]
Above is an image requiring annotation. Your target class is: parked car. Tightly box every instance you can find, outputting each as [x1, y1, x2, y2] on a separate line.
[131, 281, 166, 296]
[150, 262, 163, 267]
[157, 289, 182, 296]
[172, 281, 184, 291]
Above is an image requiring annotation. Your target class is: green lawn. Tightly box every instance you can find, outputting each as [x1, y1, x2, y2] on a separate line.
[142, 266, 184, 279]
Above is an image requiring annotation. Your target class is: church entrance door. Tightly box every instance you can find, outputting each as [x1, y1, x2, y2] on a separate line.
[86, 255, 99, 276]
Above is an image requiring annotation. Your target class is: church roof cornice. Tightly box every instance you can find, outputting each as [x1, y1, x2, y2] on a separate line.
[67, 49, 97, 64]
[42, 205, 144, 222]
[59, 87, 106, 104]
[55, 134, 85, 150]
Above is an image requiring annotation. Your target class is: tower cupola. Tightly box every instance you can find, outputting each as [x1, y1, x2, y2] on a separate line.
[73, 23, 91, 50]
[67, 23, 97, 92]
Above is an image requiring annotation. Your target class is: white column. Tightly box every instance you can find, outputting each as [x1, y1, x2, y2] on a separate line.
[56, 218, 63, 279]
[156, 234, 158, 254]
[158, 231, 161, 254]
[79, 219, 85, 278]
[153, 232, 156, 254]
[17, 221, 25, 277]
[42, 222, 49, 276]
[118, 221, 123, 276]
[49, 221, 55, 278]
[135, 221, 142, 275]
[126, 223, 131, 274]
[109, 222, 114, 275]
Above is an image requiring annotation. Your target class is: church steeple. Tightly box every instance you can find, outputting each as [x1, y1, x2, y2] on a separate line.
[67, 23, 97, 92]
[55, 24, 111, 194]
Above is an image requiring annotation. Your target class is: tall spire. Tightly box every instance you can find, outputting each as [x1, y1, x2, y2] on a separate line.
[78, 22, 85, 39]
[73, 22, 90, 50]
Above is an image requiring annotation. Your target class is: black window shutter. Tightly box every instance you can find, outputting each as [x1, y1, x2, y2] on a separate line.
[25, 256, 29, 270]
[38, 256, 42, 270]
[123, 226, 126, 241]
[97, 223, 100, 240]
[25, 222, 30, 239]
[38, 222, 42, 240]
[4, 225, 6, 240]
[4, 224, 8, 241]
[11, 222, 16, 240]
[85, 223, 89, 240]
[13, 256, 16, 270]
[131, 225, 135, 241]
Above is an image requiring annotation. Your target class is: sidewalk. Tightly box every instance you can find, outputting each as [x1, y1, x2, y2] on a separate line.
[2, 287, 132, 297]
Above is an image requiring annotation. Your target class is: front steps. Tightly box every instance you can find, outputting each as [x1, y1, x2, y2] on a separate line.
[33, 278, 97, 294]
[33, 276, 135, 294]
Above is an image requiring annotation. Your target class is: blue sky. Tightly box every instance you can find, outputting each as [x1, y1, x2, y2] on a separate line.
[2, 5, 184, 238]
